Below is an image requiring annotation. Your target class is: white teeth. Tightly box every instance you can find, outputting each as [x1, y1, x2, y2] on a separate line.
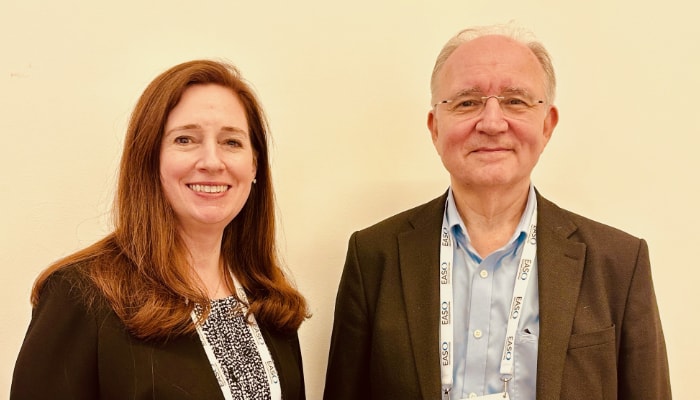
[188, 184, 228, 193]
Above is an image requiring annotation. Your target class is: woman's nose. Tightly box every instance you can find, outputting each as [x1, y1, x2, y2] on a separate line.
[196, 142, 225, 171]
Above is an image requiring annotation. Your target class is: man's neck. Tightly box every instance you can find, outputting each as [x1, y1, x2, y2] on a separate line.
[452, 181, 531, 257]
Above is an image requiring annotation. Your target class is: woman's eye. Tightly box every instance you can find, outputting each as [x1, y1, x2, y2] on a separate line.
[226, 139, 242, 147]
[174, 136, 191, 144]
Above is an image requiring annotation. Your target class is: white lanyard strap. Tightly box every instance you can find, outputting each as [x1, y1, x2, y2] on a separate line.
[191, 275, 282, 400]
[439, 200, 537, 398]
[439, 220, 455, 399]
[233, 278, 282, 400]
[499, 208, 537, 376]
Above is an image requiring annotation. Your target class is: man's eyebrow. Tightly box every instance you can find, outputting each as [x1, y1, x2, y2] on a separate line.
[453, 87, 483, 97]
[452, 87, 533, 97]
[501, 87, 532, 96]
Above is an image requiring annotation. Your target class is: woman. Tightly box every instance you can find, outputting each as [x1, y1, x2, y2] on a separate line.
[11, 60, 308, 400]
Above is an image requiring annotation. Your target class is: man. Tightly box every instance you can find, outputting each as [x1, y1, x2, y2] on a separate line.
[323, 24, 671, 399]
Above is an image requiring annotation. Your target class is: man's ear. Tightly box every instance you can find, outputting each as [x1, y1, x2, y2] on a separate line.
[542, 105, 559, 142]
[428, 109, 439, 144]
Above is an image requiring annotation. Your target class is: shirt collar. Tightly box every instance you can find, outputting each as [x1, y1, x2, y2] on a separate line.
[445, 184, 538, 250]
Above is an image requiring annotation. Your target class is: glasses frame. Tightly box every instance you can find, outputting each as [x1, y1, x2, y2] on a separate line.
[433, 95, 544, 108]
[432, 94, 545, 119]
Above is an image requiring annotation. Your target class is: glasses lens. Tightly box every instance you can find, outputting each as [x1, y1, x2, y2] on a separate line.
[439, 94, 540, 118]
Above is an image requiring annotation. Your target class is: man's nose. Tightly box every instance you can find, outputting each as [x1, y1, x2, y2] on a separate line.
[476, 97, 508, 135]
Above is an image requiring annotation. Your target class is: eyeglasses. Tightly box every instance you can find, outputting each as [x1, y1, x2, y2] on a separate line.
[433, 93, 545, 119]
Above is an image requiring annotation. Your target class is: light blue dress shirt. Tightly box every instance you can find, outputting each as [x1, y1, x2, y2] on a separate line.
[447, 185, 539, 399]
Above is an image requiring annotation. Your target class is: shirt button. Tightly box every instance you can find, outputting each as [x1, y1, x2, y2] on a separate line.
[469, 393, 478, 398]
[473, 329, 482, 339]
[479, 269, 489, 278]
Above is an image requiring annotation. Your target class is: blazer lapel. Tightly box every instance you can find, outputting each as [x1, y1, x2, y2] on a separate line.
[398, 193, 447, 399]
[259, 327, 303, 400]
[534, 194, 587, 400]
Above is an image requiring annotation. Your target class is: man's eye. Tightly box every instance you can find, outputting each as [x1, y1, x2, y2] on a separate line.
[504, 97, 528, 106]
[455, 98, 482, 108]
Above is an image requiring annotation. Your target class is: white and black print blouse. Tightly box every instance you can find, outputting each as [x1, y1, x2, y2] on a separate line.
[194, 297, 272, 400]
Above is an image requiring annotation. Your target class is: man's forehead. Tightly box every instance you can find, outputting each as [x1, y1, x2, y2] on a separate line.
[437, 36, 545, 94]
[452, 35, 533, 59]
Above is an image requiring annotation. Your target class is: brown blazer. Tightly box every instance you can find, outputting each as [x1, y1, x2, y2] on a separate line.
[324, 191, 671, 399]
[11, 265, 306, 400]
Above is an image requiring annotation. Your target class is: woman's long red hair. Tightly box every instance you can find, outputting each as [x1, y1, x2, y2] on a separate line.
[31, 60, 308, 339]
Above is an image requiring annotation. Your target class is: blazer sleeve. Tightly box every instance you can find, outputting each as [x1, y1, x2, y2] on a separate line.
[323, 232, 372, 400]
[10, 270, 100, 400]
[618, 239, 672, 398]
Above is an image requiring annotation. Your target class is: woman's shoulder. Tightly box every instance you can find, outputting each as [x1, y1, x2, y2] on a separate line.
[43, 261, 91, 289]
[38, 261, 105, 311]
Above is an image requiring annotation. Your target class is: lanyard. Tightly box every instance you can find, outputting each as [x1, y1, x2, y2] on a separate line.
[439, 201, 537, 400]
[191, 275, 282, 400]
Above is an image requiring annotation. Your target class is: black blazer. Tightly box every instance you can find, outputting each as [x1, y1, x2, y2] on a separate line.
[324, 191, 671, 399]
[11, 265, 305, 400]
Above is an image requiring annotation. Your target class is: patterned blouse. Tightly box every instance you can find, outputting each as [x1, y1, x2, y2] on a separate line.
[194, 296, 272, 400]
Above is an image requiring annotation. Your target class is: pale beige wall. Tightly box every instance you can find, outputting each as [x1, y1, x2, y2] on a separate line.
[1, 1, 696, 398]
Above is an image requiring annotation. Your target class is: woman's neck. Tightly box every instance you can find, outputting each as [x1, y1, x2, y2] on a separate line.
[178, 228, 231, 299]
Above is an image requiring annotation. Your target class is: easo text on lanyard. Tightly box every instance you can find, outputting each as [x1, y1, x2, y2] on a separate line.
[191, 275, 282, 400]
[440, 201, 537, 400]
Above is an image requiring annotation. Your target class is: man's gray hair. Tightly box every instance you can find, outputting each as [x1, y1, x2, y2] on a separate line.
[430, 23, 556, 104]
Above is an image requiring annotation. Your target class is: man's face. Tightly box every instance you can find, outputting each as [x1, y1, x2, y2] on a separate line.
[428, 35, 558, 193]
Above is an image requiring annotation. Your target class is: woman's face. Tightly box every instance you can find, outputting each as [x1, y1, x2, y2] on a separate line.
[160, 84, 257, 236]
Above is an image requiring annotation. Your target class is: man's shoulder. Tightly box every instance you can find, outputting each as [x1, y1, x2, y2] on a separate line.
[354, 192, 447, 238]
[538, 193, 643, 245]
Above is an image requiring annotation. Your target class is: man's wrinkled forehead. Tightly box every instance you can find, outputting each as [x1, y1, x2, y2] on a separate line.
[434, 35, 546, 98]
